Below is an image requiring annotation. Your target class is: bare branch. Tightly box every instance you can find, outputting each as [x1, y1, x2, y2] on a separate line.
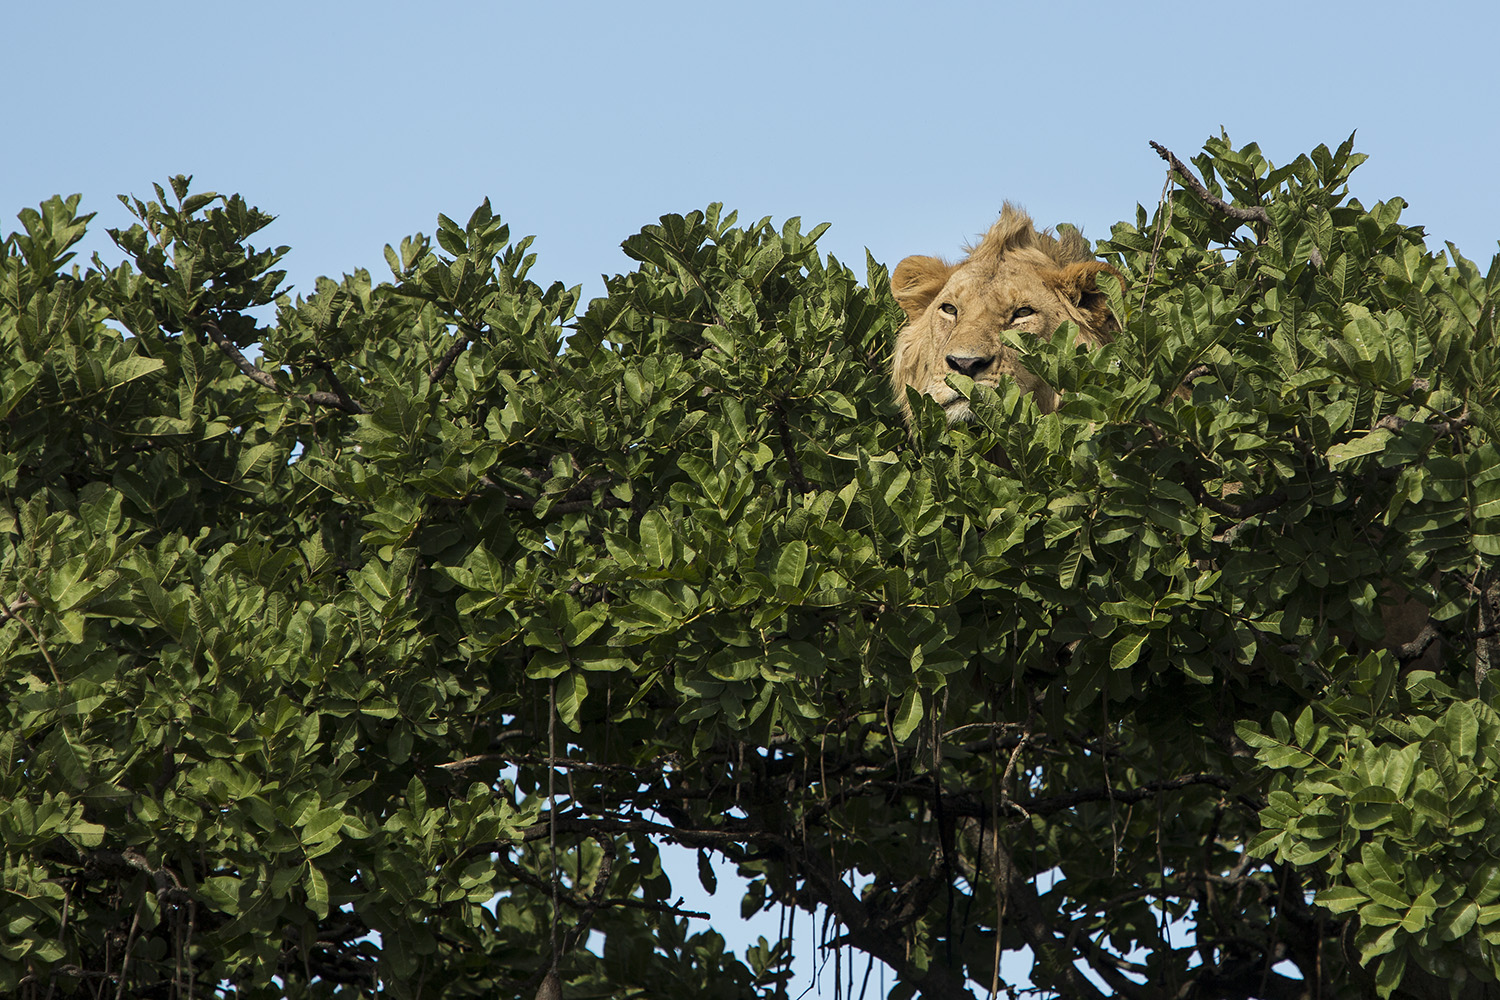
[495, 851, 708, 921]
[1375, 409, 1469, 439]
[957, 818, 1122, 1000]
[1177, 462, 1288, 520]
[1150, 141, 1270, 225]
[310, 356, 367, 414]
[0, 594, 39, 621]
[772, 400, 812, 494]
[200, 317, 281, 392]
[200, 318, 366, 414]
[428, 328, 475, 382]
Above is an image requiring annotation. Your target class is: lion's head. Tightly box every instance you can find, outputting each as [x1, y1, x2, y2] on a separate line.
[890, 203, 1119, 423]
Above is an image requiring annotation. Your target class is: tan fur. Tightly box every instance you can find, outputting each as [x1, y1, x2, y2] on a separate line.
[890, 204, 1118, 424]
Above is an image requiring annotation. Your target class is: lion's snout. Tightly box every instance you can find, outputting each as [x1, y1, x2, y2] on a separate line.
[945, 352, 995, 378]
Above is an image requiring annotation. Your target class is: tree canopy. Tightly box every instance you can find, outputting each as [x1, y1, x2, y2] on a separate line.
[3, 135, 1500, 1000]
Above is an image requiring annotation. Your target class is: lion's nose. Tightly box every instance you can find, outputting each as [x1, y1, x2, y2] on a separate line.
[945, 354, 994, 378]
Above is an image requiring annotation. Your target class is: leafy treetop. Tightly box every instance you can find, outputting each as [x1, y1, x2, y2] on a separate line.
[2, 135, 1499, 1000]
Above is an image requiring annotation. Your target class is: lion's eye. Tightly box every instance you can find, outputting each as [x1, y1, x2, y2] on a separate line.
[1012, 306, 1036, 320]
[939, 303, 958, 316]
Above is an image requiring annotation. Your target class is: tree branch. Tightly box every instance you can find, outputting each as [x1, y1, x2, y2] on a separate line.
[1150, 141, 1270, 224]
[772, 400, 812, 494]
[0, 590, 63, 687]
[956, 818, 1123, 1000]
[496, 849, 707, 921]
[428, 327, 476, 382]
[199, 318, 366, 414]
[1375, 409, 1469, 439]
[310, 356, 367, 414]
[1177, 462, 1288, 520]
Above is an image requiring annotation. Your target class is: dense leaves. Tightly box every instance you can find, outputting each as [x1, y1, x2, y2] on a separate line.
[2, 136, 1499, 999]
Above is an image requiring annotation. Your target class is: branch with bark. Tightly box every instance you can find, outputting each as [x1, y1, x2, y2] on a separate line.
[1150, 141, 1271, 225]
[199, 317, 367, 413]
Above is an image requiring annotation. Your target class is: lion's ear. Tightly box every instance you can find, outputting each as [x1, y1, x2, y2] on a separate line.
[891, 256, 954, 323]
[1053, 261, 1123, 337]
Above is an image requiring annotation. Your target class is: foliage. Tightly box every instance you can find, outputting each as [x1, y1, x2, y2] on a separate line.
[1, 137, 1498, 1000]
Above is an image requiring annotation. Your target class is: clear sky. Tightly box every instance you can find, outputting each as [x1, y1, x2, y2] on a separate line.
[6, 1, 1498, 306]
[6, 0, 1498, 994]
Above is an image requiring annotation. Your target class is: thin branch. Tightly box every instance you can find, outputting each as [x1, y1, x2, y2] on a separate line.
[0, 594, 39, 621]
[1144, 170, 1175, 294]
[1394, 624, 1441, 664]
[502, 493, 632, 515]
[1180, 363, 1214, 385]
[199, 318, 365, 414]
[428, 327, 477, 382]
[310, 357, 367, 414]
[772, 401, 812, 494]
[514, 813, 753, 849]
[643, 231, 728, 330]
[0, 590, 63, 687]
[956, 818, 1117, 1000]
[200, 318, 281, 392]
[1375, 409, 1470, 439]
[496, 853, 708, 921]
[437, 753, 661, 776]
[1177, 462, 1288, 520]
[1137, 420, 1288, 520]
[87, 850, 192, 903]
[1150, 141, 1270, 224]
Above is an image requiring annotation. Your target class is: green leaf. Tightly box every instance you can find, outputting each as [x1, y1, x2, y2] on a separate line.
[1315, 886, 1367, 914]
[696, 851, 718, 895]
[1437, 900, 1480, 941]
[773, 540, 808, 589]
[555, 671, 587, 730]
[1327, 429, 1394, 468]
[638, 510, 674, 566]
[304, 865, 330, 919]
[1109, 631, 1148, 671]
[106, 355, 166, 386]
[299, 807, 345, 844]
[892, 689, 923, 743]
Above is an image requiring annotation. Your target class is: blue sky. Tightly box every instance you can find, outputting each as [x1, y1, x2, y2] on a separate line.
[6, 0, 1498, 994]
[6, 1, 1498, 307]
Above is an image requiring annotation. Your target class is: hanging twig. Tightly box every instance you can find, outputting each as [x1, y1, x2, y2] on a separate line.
[1144, 171, 1175, 295]
[547, 678, 560, 976]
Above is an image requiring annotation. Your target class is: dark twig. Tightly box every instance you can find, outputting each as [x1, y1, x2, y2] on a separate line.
[88, 850, 192, 903]
[1177, 462, 1288, 520]
[496, 853, 708, 921]
[1138, 420, 1288, 519]
[200, 318, 365, 414]
[1144, 171, 1175, 294]
[1375, 409, 1470, 439]
[1150, 141, 1270, 224]
[773, 401, 812, 494]
[200, 318, 281, 392]
[428, 327, 476, 382]
[1015, 773, 1234, 818]
[310, 357, 367, 414]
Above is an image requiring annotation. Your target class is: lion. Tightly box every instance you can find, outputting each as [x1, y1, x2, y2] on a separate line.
[890, 203, 1118, 423]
